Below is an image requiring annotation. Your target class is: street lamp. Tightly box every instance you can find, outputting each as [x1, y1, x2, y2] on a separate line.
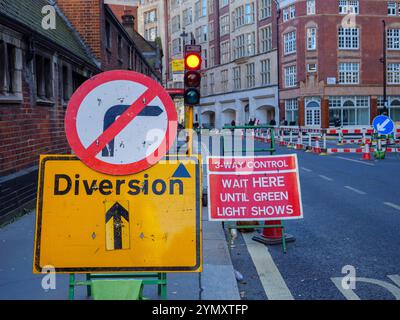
[380, 20, 388, 115]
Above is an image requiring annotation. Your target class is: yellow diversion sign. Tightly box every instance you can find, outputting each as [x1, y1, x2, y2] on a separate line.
[33, 155, 202, 273]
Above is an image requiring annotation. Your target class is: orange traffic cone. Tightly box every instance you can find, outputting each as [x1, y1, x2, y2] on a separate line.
[362, 142, 371, 161]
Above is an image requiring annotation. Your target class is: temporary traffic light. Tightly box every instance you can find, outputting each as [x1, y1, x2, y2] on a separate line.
[184, 45, 202, 106]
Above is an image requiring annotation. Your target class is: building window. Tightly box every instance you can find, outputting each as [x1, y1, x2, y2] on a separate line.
[307, 0, 316, 15]
[209, 22, 215, 41]
[284, 65, 297, 88]
[246, 63, 255, 88]
[261, 59, 271, 85]
[220, 14, 230, 35]
[208, 0, 214, 14]
[35, 54, 53, 101]
[260, 25, 272, 53]
[233, 34, 245, 59]
[171, 15, 181, 33]
[283, 5, 296, 22]
[202, 49, 208, 68]
[307, 63, 317, 72]
[245, 3, 255, 25]
[329, 96, 369, 126]
[183, 8, 193, 26]
[307, 27, 317, 50]
[105, 21, 111, 49]
[220, 0, 229, 8]
[209, 73, 215, 94]
[233, 66, 241, 90]
[202, 73, 208, 95]
[145, 27, 158, 41]
[388, 2, 397, 15]
[339, 62, 360, 84]
[195, 25, 208, 44]
[61, 65, 70, 103]
[378, 96, 400, 121]
[144, 10, 157, 24]
[220, 41, 230, 64]
[285, 99, 298, 125]
[172, 38, 182, 55]
[339, 0, 359, 14]
[260, 0, 272, 19]
[338, 27, 359, 50]
[387, 29, 400, 50]
[221, 69, 228, 92]
[388, 63, 400, 84]
[284, 31, 296, 55]
[117, 35, 123, 60]
[209, 46, 215, 67]
[246, 32, 256, 56]
[0, 41, 17, 96]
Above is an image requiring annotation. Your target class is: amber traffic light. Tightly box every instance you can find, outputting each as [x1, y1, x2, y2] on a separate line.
[184, 46, 202, 106]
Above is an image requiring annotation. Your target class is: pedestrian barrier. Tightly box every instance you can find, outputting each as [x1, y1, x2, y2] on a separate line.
[68, 273, 167, 300]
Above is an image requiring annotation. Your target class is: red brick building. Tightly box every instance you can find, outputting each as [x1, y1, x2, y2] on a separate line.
[0, 0, 160, 223]
[278, 0, 400, 128]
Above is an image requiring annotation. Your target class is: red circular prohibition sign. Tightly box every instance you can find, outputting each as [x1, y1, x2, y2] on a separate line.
[65, 70, 178, 175]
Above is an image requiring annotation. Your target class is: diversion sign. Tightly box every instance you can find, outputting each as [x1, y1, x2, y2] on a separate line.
[207, 155, 303, 221]
[33, 155, 201, 273]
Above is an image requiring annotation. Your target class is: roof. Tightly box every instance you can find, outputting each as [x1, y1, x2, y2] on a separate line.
[0, 0, 98, 68]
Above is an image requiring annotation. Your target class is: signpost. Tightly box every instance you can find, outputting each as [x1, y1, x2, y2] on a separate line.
[64, 70, 178, 176]
[33, 155, 201, 274]
[373, 115, 395, 135]
[207, 155, 303, 221]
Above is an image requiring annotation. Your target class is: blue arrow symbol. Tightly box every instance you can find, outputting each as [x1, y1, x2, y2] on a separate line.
[102, 104, 164, 157]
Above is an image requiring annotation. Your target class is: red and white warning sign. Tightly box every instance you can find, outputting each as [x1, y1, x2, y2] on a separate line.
[65, 70, 177, 175]
[207, 155, 303, 221]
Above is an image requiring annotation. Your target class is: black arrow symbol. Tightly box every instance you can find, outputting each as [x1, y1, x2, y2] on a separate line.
[102, 104, 164, 157]
[105, 202, 129, 250]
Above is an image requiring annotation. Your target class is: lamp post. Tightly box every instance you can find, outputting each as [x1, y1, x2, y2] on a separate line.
[381, 20, 388, 115]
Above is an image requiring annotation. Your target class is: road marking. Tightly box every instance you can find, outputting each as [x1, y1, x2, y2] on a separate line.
[344, 186, 366, 195]
[242, 233, 294, 300]
[331, 276, 400, 300]
[337, 156, 375, 166]
[301, 167, 312, 172]
[319, 175, 333, 181]
[384, 202, 400, 211]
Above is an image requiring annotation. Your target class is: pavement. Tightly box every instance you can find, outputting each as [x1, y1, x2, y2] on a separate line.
[0, 204, 240, 300]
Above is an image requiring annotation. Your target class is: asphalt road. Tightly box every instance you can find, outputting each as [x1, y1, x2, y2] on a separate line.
[227, 140, 400, 300]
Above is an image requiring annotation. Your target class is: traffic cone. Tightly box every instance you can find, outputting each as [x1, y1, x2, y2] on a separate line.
[313, 137, 321, 154]
[362, 142, 371, 161]
[252, 220, 295, 245]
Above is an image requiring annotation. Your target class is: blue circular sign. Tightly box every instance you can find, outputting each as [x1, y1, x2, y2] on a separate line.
[372, 115, 395, 135]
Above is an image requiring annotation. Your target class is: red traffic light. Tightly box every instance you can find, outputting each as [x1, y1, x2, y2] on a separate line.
[184, 71, 201, 87]
[185, 53, 202, 70]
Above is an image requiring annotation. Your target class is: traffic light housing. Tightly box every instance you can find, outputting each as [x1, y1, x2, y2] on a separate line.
[184, 45, 202, 106]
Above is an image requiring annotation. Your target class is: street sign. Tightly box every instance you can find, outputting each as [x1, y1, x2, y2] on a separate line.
[171, 59, 184, 72]
[207, 155, 303, 221]
[65, 70, 178, 176]
[373, 115, 395, 135]
[33, 155, 201, 273]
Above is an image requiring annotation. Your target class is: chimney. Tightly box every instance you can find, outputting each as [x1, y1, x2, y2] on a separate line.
[122, 9, 135, 34]
[56, 0, 104, 61]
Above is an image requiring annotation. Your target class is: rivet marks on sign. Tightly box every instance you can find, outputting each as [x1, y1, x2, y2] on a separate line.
[91, 232, 96, 239]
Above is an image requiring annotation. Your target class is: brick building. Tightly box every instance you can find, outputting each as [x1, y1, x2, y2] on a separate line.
[278, 0, 400, 128]
[0, 0, 160, 223]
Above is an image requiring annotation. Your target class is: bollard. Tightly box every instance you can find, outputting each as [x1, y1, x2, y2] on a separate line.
[305, 133, 312, 152]
[319, 133, 328, 156]
[288, 131, 294, 148]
